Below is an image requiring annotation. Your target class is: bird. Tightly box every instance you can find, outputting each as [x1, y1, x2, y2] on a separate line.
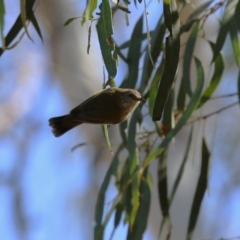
[49, 87, 144, 137]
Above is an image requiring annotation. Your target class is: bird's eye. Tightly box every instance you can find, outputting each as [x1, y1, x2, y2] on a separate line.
[129, 93, 134, 98]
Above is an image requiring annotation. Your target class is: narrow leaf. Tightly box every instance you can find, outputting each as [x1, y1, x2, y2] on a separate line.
[186, 138, 210, 240]
[144, 57, 204, 168]
[94, 145, 122, 239]
[103, 124, 112, 153]
[64, 17, 80, 26]
[121, 15, 143, 89]
[96, 0, 117, 78]
[158, 150, 171, 235]
[229, 15, 240, 66]
[152, 0, 180, 121]
[0, 0, 5, 48]
[169, 127, 193, 204]
[20, 0, 33, 41]
[81, 0, 98, 26]
[197, 42, 224, 108]
[30, 12, 43, 42]
[212, 0, 239, 62]
[182, 20, 200, 97]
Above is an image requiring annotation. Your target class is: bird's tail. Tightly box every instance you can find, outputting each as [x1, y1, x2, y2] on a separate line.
[49, 115, 82, 137]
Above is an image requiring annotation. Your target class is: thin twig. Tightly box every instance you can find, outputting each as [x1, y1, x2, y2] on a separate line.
[187, 101, 239, 125]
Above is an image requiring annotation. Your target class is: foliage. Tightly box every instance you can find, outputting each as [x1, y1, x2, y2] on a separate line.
[1, 0, 240, 240]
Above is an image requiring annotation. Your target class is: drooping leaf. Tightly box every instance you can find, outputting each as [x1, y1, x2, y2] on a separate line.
[144, 57, 204, 168]
[0, 0, 36, 56]
[169, 127, 193, 204]
[212, 0, 239, 62]
[94, 145, 122, 240]
[64, 17, 80, 26]
[127, 169, 151, 240]
[238, 69, 240, 104]
[152, 0, 180, 121]
[229, 15, 240, 66]
[96, 1, 117, 78]
[81, 0, 98, 26]
[121, 15, 143, 89]
[103, 124, 112, 153]
[139, 15, 165, 93]
[20, 0, 33, 41]
[235, 0, 240, 31]
[158, 149, 172, 236]
[182, 20, 200, 97]
[0, 0, 5, 47]
[180, 0, 212, 33]
[197, 42, 224, 108]
[30, 11, 43, 42]
[177, 79, 186, 111]
[186, 138, 210, 240]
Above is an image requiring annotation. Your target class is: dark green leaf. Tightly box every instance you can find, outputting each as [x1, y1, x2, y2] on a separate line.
[169, 127, 193, 204]
[103, 124, 112, 153]
[158, 150, 171, 235]
[229, 15, 240, 66]
[0, 0, 5, 47]
[0, 0, 36, 56]
[212, 0, 239, 61]
[94, 145, 122, 239]
[177, 79, 186, 111]
[197, 42, 224, 108]
[235, 0, 240, 31]
[121, 15, 143, 89]
[127, 169, 151, 240]
[139, 15, 165, 93]
[152, 0, 180, 121]
[238, 70, 240, 104]
[64, 17, 80, 26]
[30, 12, 43, 42]
[182, 20, 200, 97]
[119, 121, 128, 147]
[144, 57, 204, 168]
[186, 138, 210, 240]
[96, 1, 117, 78]
[81, 0, 98, 25]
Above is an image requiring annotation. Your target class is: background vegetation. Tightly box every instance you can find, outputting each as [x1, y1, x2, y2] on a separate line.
[1, 0, 240, 240]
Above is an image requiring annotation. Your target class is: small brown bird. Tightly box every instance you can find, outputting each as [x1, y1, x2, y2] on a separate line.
[49, 88, 144, 137]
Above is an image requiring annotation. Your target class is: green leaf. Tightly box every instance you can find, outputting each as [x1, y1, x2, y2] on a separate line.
[139, 15, 165, 93]
[186, 138, 210, 240]
[182, 20, 200, 97]
[94, 145, 122, 240]
[121, 15, 143, 89]
[158, 150, 171, 235]
[235, 0, 240, 31]
[144, 57, 204, 168]
[0, 0, 5, 47]
[152, 0, 180, 121]
[177, 79, 186, 111]
[180, 0, 212, 33]
[64, 17, 80, 26]
[127, 169, 151, 240]
[30, 12, 43, 42]
[129, 148, 140, 227]
[238, 70, 240, 104]
[229, 15, 240, 66]
[103, 124, 112, 153]
[81, 0, 98, 26]
[212, 0, 239, 62]
[96, 0, 117, 78]
[169, 127, 193, 204]
[148, 59, 165, 116]
[197, 42, 224, 108]
[20, 0, 33, 41]
[0, 0, 36, 56]
[119, 121, 128, 148]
